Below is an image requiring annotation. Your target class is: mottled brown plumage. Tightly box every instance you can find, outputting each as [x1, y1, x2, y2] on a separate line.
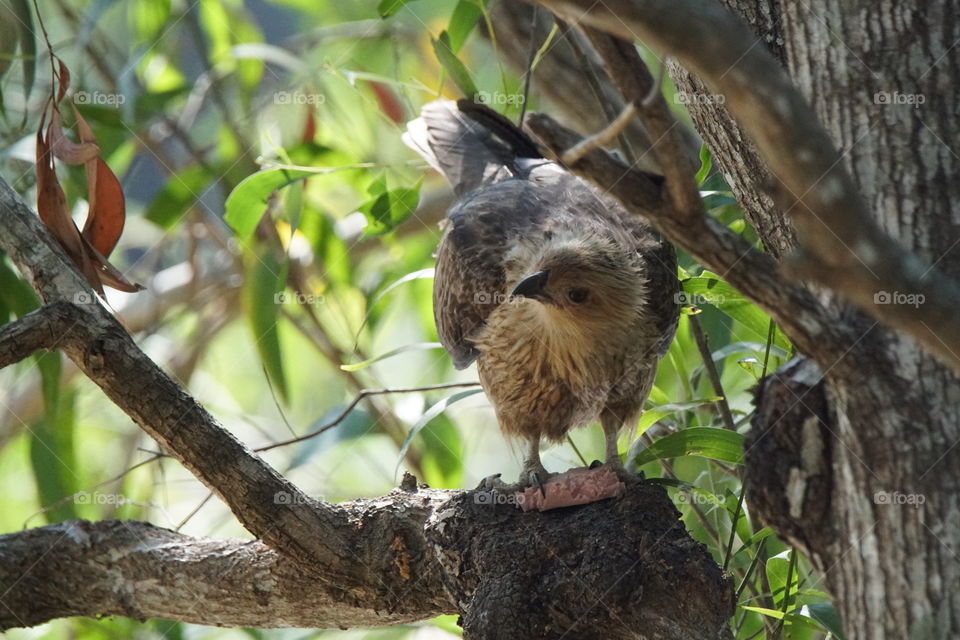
[404, 100, 679, 490]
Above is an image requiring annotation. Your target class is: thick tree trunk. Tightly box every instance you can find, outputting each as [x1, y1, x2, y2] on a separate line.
[672, 2, 960, 637]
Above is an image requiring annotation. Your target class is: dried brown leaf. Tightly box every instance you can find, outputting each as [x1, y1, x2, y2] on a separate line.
[83, 239, 143, 292]
[82, 157, 126, 257]
[55, 58, 70, 105]
[49, 110, 100, 165]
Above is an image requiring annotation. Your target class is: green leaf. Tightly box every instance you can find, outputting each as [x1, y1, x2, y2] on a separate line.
[419, 414, 463, 487]
[739, 607, 826, 635]
[0, 256, 40, 317]
[341, 342, 442, 371]
[642, 477, 724, 506]
[29, 352, 78, 523]
[681, 273, 791, 349]
[0, 4, 20, 81]
[633, 427, 744, 467]
[806, 602, 846, 640]
[377, 0, 417, 18]
[432, 30, 479, 99]
[359, 178, 422, 236]
[740, 606, 786, 620]
[766, 551, 798, 601]
[225, 169, 313, 240]
[144, 165, 212, 229]
[637, 398, 723, 435]
[300, 207, 352, 286]
[131, 0, 171, 43]
[749, 526, 776, 545]
[243, 247, 289, 403]
[13, 0, 34, 107]
[353, 268, 435, 343]
[695, 143, 712, 185]
[395, 389, 483, 475]
[448, 1, 484, 52]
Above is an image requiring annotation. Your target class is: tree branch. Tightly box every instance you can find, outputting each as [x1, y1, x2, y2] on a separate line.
[0, 177, 371, 584]
[0, 517, 449, 630]
[0, 303, 64, 368]
[0, 483, 734, 639]
[531, 0, 960, 374]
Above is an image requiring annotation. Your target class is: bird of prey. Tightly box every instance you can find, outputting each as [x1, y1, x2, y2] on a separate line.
[404, 99, 679, 500]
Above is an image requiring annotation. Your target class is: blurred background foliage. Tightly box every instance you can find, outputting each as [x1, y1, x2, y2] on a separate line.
[0, 1, 842, 638]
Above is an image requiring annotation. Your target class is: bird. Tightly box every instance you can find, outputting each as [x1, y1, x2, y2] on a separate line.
[404, 99, 679, 499]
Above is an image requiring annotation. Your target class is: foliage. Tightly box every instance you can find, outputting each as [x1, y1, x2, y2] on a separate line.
[0, 1, 838, 638]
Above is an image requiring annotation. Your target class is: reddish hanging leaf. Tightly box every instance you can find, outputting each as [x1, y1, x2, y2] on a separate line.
[82, 239, 143, 293]
[70, 101, 96, 143]
[82, 157, 126, 257]
[302, 106, 317, 142]
[35, 121, 104, 295]
[32, 56, 141, 296]
[367, 81, 405, 124]
[36, 122, 83, 259]
[55, 58, 70, 105]
[48, 110, 99, 164]
[70, 99, 129, 260]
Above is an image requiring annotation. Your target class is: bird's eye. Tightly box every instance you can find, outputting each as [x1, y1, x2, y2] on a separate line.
[567, 288, 589, 304]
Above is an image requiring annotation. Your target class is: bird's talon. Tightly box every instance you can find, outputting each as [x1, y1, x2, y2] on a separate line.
[531, 471, 547, 497]
[478, 473, 505, 491]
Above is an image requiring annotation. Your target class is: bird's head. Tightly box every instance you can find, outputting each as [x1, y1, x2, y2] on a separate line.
[510, 241, 646, 328]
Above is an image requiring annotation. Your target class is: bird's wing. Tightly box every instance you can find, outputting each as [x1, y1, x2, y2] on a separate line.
[405, 99, 551, 368]
[402, 99, 540, 196]
[433, 180, 549, 369]
[644, 236, 680, 357]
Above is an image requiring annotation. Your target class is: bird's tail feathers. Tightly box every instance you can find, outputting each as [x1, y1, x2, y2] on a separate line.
[402, 99, 541, 196]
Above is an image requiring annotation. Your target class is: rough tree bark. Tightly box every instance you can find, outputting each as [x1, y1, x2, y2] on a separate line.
[520, 1, 960, 638]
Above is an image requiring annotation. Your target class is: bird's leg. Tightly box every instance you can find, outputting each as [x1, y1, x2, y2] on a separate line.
[602, 416, 623, 471]
[521, 437, 550, 496]
[477, 437, 549, 494]
[600, 412, 638, 484]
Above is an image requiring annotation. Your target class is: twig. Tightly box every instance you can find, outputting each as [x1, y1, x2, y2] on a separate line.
[688, 313, 736, 431]
[722, 483, 746, 570]
[23, 452, 165, 528]
[561, 102, 637, 165]
[256, 382, 481, 452]
[176, 491, 215, 531]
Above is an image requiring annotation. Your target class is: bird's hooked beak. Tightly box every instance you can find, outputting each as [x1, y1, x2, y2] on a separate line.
[511, 269, 551, 303]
